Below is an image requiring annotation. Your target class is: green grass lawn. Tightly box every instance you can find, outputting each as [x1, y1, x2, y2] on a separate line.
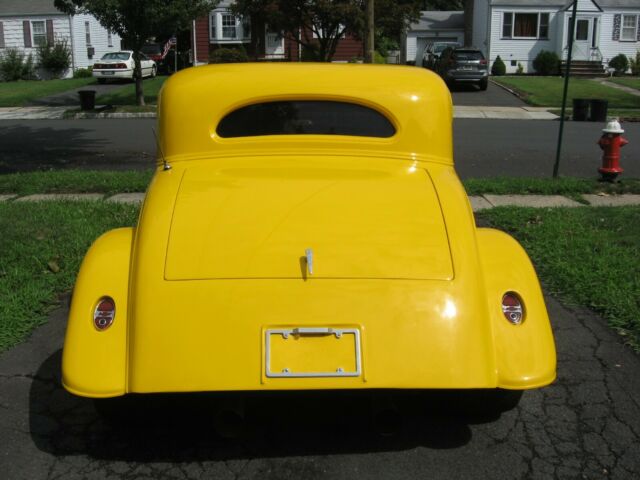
[493, 76, 640, 108]
[0, 170, 154, 195]
[481, 206, 640, 350]
[0, 201, 139, 351]
[608, 77, 640, 91]
[548, 108, 640, 121]
[0, 78, 96, 107]
[96, 76, 167, 105]
[3, 170, 640, 197]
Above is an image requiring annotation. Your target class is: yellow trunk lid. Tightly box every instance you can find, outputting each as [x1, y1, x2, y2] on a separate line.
[165, 159, 453, 280]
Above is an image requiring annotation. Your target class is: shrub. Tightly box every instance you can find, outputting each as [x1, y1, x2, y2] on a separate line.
[491, 56, 506, 76]
[73, 66, 93, 78]
[374, 51, 386, 64]
[533, 50, 560, 75]
[209, 47, 249, 64]
[516, 62, 524, 75]
[37, 39, 72, 78]
[0, 49, 36, 81]
[609, 54, 629, 75]
[630, 51, 640, 76]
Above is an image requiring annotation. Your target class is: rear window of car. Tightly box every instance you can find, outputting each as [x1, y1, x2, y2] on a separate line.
[216, 101, 396, 138]
[454, 50, 484, 61]
[101, 52, 130, 60]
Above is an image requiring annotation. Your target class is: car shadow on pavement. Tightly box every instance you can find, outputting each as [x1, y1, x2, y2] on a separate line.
[28, 350, 496, 461]
[0, 124, 153, 174]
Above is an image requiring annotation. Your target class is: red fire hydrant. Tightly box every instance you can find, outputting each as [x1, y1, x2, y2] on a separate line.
[597, 118, 628, 181]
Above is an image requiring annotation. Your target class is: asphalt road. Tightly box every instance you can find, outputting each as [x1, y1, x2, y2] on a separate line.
[1, 118, 638, 178]
[1, 292, 639, 479]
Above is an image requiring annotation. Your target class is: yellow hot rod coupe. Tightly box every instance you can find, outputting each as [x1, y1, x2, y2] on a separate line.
[62, 64, 556, 414]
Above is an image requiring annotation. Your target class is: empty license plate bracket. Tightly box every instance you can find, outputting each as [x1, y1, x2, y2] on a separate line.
[265, 327, 362, 378]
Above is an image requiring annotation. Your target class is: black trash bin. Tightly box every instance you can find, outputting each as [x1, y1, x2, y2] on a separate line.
[572, 98, 589, 121]
[78, 90, 96, 110]
[590, 99, 609, 122]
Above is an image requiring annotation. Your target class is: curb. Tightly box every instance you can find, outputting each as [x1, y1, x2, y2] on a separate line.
[71, 111, 157, 119]
[3, 193, 640, 210]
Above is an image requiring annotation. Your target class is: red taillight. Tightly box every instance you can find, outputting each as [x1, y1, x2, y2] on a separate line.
[94, 296, 115, 331]
[502, 292, 524, 325]
[479, 59, 487, 65]
[114, 63, 127, 69]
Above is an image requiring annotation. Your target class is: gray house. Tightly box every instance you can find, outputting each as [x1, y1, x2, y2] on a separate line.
[472, 0, 640, 73]
[0, 0, 121, 77]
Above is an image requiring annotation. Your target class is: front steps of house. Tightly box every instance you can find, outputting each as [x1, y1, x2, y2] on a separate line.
[560, 60, 605, 76]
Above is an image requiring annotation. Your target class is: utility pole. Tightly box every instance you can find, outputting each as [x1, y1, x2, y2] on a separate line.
[365, 0, 374, 63]
[553, 0, 578, 178]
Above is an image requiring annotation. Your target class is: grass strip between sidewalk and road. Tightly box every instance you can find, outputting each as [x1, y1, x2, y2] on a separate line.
[96, 76, 167, 105]
[1, 201, 638, 354]
[493, 76, 640, 109]
[0, 78, 97, 107]
[2, 170, 640, 197]
[480, 206, 640, 351]
[0, 201, 139, 352]
[0, 170, 153, 195]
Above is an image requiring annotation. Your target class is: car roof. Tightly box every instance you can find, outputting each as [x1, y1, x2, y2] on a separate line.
[158, 63, 453, 166]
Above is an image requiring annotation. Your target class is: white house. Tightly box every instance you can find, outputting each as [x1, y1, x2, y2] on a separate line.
[406, 11, 465, 64]
[472, 0, 640, 73]
[0, 0, 121, 77]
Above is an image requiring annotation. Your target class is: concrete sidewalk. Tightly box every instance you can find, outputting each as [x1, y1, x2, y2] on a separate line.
[2, 192, 640, 210]
[0, 105, 558, 121]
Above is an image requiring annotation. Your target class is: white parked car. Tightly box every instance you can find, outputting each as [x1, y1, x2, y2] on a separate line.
[92, 50, 156, 83]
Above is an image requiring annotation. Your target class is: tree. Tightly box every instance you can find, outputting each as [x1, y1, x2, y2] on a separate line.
[233, 0, 426, 62]
[54, 0, 218, 105]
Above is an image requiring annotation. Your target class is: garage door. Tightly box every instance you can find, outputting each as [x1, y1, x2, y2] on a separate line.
[415, 36, 459, 64]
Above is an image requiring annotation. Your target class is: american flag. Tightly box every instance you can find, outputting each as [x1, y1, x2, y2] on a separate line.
[161, 38, 172, 59]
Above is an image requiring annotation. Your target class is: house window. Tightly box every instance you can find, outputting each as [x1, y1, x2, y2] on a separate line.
[210, 10, 250, 42]
[222, 14, 238, 39]
[31, 21, 47, 46]
[539, 13, 549, 39]
[107, 30, 113, 47]
[621, 14, 638, 41]
[502, 12, 549, 39]
[85, 21, 91, 45]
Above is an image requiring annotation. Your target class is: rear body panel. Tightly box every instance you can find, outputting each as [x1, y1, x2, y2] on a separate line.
[62, 64, 555, 398]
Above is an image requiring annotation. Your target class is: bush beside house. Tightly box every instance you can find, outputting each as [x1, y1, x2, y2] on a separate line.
[609, 54, 629, 76]
[0, 49, 36, 81]
[37, 40, 72, 79]
[533, 51, 559, 76]
[491, 56, 506, 76]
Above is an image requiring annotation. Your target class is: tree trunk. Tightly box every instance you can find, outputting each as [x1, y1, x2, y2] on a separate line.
[464, 0, 474, 47]
[133, 50, 145, 107]
[364, 0, 375, 63]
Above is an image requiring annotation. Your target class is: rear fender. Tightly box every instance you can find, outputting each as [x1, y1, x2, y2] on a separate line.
[62, 227, 134, 398]
[476, 228, 556, 389]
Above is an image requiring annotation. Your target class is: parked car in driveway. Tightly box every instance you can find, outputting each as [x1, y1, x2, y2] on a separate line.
[62, 64, 556, 418]
[92, 50, 156, 83]
[436, 47, 488, 91]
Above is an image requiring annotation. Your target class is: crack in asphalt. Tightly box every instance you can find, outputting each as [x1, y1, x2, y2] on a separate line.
[1, 295, 639, 479]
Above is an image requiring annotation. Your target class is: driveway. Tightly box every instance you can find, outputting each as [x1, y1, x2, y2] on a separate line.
[1, 292, 639, 479]
[451, 81, 526, 107]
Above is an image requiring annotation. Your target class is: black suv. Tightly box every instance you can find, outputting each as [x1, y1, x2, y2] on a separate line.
[435, 47, 488, 91]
